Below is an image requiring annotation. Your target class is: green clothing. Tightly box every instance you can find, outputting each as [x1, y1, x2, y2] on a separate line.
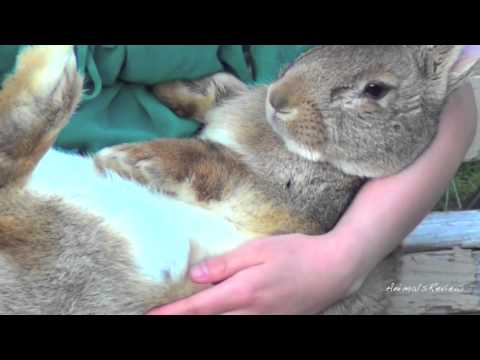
[0, 45, 314, 154]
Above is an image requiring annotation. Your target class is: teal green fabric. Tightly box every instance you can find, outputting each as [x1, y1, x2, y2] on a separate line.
[0, 45, 314, 154]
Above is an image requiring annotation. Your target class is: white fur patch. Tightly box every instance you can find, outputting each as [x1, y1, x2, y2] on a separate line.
[200, 126, 244, 154]
[333, 158, 377, 178]
[28, 149, 249, 283]
[283, 138, 325, 162]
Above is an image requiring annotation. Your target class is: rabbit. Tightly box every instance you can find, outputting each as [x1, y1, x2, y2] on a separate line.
[0, 45, 478, 315]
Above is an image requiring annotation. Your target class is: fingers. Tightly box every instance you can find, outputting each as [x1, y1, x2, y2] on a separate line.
[190, 241, 265, 284]
[147, 239, 269, 315]
[146, 276, 256, 315]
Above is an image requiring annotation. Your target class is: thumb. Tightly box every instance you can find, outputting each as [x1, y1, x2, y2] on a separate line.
[190, 241, 265, 284]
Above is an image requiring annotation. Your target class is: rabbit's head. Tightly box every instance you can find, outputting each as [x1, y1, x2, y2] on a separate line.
[266, 45, 480, 178]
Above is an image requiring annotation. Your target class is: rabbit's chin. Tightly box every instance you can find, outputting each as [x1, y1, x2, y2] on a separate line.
[283, 138, 325, 163]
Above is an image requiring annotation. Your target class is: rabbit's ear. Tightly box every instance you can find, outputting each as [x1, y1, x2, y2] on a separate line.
[413, 45, 479, 102]
[417, 45, 463, 100]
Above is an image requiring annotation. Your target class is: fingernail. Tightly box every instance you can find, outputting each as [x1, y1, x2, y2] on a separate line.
[191, 263, 208, 280]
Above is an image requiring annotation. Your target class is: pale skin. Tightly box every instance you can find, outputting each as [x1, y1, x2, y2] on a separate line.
[147, 64, 479, 315]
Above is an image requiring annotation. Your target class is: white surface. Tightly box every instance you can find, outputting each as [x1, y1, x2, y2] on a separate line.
[27, 149, 246, 283]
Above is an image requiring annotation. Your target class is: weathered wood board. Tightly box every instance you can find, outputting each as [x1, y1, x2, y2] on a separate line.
[402, 210, 480, 252]
[384, 248, 480, 314]
[381, 210, 480, 314]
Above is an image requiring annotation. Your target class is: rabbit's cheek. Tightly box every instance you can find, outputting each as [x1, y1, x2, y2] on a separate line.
[343, 97, 378, 116]
[358, 101, 379, 115]
[289, 106, 326, 138]
[284, 119, 328, 158]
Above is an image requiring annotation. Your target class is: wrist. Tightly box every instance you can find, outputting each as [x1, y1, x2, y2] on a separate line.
[308, 226, 370, 298]
[329, 222, 369, 270]
[325, 222, 387, 296]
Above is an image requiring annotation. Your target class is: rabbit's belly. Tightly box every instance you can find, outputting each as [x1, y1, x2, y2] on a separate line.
[27, 149, 249, 283]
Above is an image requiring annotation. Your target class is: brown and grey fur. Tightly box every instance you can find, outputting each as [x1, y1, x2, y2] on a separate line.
[1, 45, 479, 314]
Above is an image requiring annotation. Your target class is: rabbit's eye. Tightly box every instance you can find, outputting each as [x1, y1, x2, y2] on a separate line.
[362, 82, 391, 100]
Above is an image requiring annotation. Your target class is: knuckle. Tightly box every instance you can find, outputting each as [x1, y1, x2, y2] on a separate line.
[207, 257, 228, 277]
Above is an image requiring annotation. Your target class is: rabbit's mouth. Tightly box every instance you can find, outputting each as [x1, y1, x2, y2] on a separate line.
[265, 85, 278, 125]
[265, 102, 286, 138]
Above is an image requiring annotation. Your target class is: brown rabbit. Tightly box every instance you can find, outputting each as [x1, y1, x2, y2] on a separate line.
[0, 45, 478, 314]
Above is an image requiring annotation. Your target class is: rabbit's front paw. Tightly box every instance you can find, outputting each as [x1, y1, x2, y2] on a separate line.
[94, 139, 224, 205]
[152, 73, 246, 123]
[153, 80, 212, 119]
[94, 144, 155, 186]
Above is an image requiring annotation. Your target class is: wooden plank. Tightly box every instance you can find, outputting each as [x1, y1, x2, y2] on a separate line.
[383, 248, 480, 314]
[375, 210, 480, 314]
[402, 210, 480, 252]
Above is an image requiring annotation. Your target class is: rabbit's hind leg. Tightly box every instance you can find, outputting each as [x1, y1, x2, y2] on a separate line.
[0, 45, 83, 189]
[152, 73, 247, 124]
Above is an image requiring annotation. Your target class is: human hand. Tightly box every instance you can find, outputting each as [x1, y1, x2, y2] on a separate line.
[147, 229, 363, 315]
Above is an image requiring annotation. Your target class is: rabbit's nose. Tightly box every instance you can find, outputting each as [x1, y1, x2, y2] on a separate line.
[269, 88, 289, 112]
